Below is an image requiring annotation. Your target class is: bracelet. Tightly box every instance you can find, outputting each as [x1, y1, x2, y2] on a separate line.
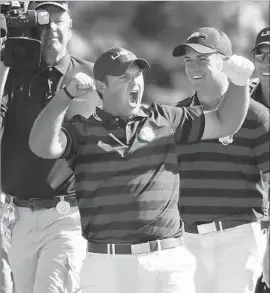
[62, 85, 75, 100]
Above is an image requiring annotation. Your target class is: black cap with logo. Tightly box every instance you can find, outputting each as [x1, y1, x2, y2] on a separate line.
[93, 47, 150, 81]
[172, 27, 232, 57]
[252, 27, 270, 52]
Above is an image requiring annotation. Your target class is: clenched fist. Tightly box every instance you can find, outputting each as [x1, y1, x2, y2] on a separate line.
[65, 72, 96, 98]
[223, 55, 255, 86]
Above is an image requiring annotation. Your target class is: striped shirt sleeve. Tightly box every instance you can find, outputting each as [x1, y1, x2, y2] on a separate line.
[60, 115, 83, 160]
[253, 109, 270, 174]
[161, 104, 205, 144]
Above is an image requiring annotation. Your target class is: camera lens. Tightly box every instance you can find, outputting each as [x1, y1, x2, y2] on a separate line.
[12, 44, 28, 60]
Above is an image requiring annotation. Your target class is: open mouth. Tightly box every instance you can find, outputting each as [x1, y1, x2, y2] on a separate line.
[192, 75, 204, 80]
[129, 90, 140, 107]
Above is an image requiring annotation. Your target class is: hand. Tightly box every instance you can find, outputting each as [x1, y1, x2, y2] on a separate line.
[223, 55, 255, 86]
[65, 72, 96, 98]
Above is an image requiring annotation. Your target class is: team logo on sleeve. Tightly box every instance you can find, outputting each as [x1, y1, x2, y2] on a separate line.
[219, 135, 234, 146]
[138, 127, 155, 142]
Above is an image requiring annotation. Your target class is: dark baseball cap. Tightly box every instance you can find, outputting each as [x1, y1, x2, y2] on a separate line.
[252, 27, 270, 52]
[172, 27, 232, 57]
[93, 47, 150, 81]
[35, 1, 69, 12]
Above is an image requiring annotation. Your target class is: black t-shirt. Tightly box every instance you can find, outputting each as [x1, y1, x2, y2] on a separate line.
[1, 54, 96, 199]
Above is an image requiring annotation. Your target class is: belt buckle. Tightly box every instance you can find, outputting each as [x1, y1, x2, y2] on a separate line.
[197, 222, 218, 234]
[131, 242, 151, 254]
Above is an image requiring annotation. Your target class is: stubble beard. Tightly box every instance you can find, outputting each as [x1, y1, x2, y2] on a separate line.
[42, 42, 66, 66]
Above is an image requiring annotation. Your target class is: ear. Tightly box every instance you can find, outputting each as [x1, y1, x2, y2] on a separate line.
[95, 80, 107, 94]
[68, 19, 72, 41]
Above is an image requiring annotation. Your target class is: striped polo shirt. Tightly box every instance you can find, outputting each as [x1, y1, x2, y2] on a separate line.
[62, 102, 205, 244]
[176, 95, 270, 224]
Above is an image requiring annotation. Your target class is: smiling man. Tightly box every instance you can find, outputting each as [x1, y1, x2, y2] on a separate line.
[29, 46, 254, 293]
[173, 27, 269, 293]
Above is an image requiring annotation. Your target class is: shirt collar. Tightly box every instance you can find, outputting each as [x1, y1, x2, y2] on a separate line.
[94, 107, 148, 124]
[53, 53, 71, 75]
[192, 93, 200, 106]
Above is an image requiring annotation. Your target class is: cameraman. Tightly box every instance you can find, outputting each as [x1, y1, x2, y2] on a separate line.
[0, 2, 101, 293]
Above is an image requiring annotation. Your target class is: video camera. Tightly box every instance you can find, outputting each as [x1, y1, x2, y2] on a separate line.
[0, 1, 49, 68]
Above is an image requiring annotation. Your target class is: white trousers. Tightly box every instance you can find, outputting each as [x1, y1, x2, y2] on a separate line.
[183, 222, 267, 293]
[4, 206, 86, 293]
[81, 244, 196, 293]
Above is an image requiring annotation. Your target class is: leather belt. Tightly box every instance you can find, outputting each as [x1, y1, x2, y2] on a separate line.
[88, 237, 183, 255]
[184, 220, 254, 234]
[5, 194, 77, 211]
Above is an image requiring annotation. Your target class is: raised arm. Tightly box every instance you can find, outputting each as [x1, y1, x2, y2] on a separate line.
[29, 72, 96, 159]
[202, 55, 254, 140]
